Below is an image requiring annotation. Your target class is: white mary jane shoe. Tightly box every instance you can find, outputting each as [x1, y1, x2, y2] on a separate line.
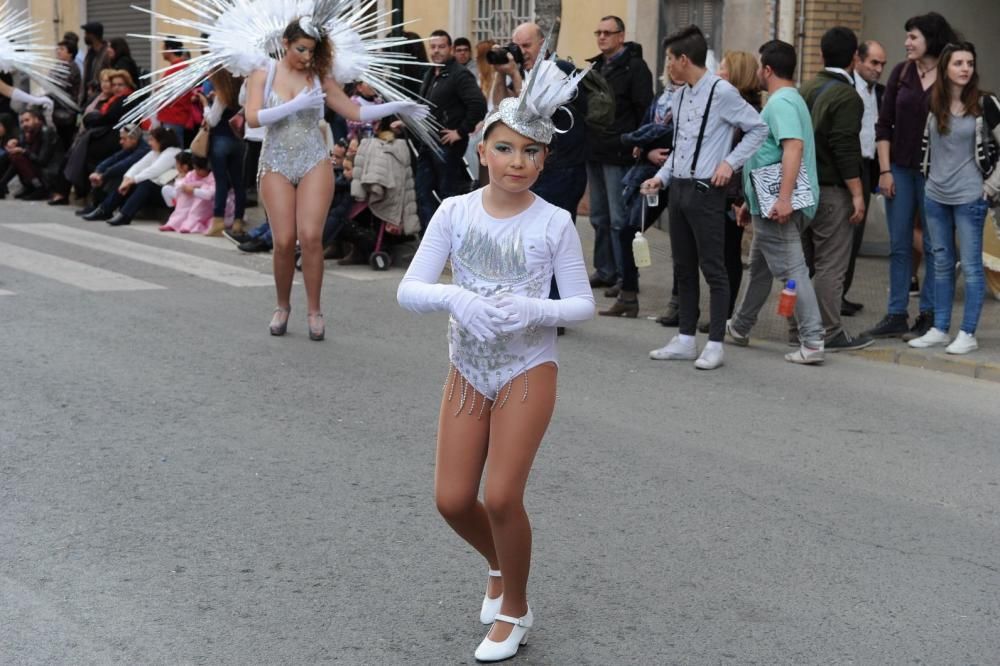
[480, 569, 503, 625]
[474, 606, 532, 662]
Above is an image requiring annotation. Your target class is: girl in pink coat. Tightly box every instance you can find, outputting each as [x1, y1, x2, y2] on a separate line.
[160, 155, 227, 233]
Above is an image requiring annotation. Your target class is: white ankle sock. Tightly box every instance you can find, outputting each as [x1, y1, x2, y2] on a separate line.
[704, 340, 723, 352]
[678, 334, 696, 345]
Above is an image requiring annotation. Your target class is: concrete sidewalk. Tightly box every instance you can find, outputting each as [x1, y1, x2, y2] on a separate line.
[576, 214, 1000, 383]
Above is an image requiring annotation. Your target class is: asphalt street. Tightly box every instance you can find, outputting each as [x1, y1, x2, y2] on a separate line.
[1, 203, 998, 665]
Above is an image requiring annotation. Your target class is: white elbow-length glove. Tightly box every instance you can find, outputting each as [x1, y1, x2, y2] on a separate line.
[11, 88, 53, 111]
[449, 290, 509, 343]
[359, 100, 431, 123]
[493, 295, 550, 333]
[257, 87, 325, 126]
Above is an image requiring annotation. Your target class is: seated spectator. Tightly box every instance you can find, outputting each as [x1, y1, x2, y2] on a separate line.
[52, 40, 82, 151]
[0, 108, 64, 200]
[82, 126, 181, 226]
[160, 154, 228, 233]
[346, 81, 383, 141]
[57, 69, 136, 201]
[74, 124, 150, 216]
[107, 38, 142, 93]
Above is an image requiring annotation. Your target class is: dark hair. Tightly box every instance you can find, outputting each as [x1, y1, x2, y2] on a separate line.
[930, 42, 982, 134]
[109, 37, 131, 59]
[600, 15, 625, 33]
[820, 26, 858, 69]
[175, 151, 194, 169]
[759, 39, 797, 80]
[282, 19, 332, 78]
[149, 126, 178, 149]
[191, 154, 210, 171]
[163, 38, 184, 53]
[62, 31, 79, 44]
[57, 40, 78, 58]
[904, 12, 958, 58]
[20, 107, 45, 124]
[430, 30, 452, 46]
[454, 37, 471, 49]
[210, 68, 243, 109]
[663, 25, 708, 68]
[857, 40, 880, 60]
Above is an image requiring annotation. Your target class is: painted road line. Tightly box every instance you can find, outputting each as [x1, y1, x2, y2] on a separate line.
[0, 242, 165, 291]
[0, 288, 15, 295]
[3, 223, 273, 287]
[127, 224, 234, 249]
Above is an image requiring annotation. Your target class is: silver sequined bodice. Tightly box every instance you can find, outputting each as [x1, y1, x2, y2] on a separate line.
[258, 71, 329, 185]
[447, 193, 557, 400]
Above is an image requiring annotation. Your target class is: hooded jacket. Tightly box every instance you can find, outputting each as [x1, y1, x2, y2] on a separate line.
[585, 42, 654, 165]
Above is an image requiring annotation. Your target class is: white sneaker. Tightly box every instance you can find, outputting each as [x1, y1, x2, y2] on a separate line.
[474, 606, 532, 662]
[694, 344, 724, 370]
[479, 569, 502, 625]
[649, 335, 697, 360]
[785, 343, 825, 365]
[946, 331, 978, 354]
[907, 327, 950, 348]
[725, 319, 750, 347]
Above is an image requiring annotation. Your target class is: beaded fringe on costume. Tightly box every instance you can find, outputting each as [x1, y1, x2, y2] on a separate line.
[443, 366, 533, 419]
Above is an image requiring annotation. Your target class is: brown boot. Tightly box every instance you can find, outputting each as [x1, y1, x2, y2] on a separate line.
[598, 291, 639, 318]
[205, 216, 226, 236]
[230, 218, 246, 234]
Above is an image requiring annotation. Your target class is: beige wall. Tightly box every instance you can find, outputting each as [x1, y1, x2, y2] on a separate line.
[402, 0, 452, 39]
[28, 0, 80, 45]
[862, 0, 1000, 93]
[557, 0, 629, 65]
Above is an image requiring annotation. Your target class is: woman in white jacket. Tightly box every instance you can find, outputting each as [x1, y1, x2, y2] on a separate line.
[92, 127, 181, 226]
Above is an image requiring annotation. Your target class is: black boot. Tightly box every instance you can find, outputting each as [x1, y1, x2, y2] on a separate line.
[863, 313, 909, 338]
[82, 206, 111, 221]
[107, 213, 132, 226]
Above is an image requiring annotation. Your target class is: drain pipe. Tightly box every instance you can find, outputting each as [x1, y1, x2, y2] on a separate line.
[796, 0, 806, 85]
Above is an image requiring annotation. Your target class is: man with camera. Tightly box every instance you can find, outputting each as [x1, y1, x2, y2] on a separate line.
[489, 23, 588, 227]
[415, 29, 487, 231]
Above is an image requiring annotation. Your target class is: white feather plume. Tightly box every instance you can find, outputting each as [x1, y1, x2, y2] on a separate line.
[516, 57, 588, 124]
[0, 1, 78, 110]
[119, 0, 442, 156]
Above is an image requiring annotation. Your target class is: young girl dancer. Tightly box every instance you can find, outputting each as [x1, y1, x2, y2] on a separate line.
[397, 54, 594, 662]
[246, 18, 428, 341]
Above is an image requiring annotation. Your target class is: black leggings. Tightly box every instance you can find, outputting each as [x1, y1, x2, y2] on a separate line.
[724, 212, 744, 316]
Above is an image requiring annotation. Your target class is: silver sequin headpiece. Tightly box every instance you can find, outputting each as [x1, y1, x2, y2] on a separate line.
[482, 36, 589, 145]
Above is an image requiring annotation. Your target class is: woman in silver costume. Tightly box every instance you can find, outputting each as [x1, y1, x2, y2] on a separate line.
[245, 17, 427, 340]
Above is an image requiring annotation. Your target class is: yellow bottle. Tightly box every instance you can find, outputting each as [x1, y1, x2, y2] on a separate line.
[632, 232, 651, 268]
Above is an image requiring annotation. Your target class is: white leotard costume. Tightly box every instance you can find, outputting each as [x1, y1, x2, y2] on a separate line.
[258, 60, 328, 185]
[397, 189, 594, 401]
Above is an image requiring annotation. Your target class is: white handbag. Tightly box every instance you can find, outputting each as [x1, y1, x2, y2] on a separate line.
[750, 161, 815, 214]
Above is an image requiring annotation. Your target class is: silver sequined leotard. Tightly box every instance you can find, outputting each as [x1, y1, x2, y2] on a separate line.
[258, 61, 329, 185]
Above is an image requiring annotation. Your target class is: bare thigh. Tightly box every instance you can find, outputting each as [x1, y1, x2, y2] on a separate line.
[436, 367, 493, 510]
[260, 173, 298, 250]
[295, 161, 334, 244]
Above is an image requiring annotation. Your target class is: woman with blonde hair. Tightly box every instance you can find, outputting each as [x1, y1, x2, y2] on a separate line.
[714, 50, 763, 324]
[476, 40, 497, 98]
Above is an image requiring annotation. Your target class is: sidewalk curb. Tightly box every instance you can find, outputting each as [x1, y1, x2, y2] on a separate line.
[852, 345, 1000, 383]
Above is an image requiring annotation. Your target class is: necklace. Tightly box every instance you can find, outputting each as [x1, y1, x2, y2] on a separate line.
[916, 60, 934, 79]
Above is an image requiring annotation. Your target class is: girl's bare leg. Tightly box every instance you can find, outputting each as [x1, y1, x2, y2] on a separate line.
[435, 368, 502, 597]
[260, 173, 298, 310]
[483, 363, 557, 641]
[295, 164, 334, 315]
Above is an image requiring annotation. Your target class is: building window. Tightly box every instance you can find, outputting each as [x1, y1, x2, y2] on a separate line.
[472, 0, 536, 43]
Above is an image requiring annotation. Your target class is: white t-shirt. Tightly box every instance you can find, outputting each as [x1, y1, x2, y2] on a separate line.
[397, 189, 594, 399]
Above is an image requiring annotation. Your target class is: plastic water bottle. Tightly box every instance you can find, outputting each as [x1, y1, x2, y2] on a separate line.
[777, 279, 797, 317]
[632, 232, 651, 268]
[645, 192, 659, 208]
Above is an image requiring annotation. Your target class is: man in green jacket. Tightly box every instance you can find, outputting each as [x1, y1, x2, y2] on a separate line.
[798, 26, 873, 352]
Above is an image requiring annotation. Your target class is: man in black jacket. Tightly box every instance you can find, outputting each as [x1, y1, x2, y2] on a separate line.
[585, 16, 653, 294]
[416, 29, 487, 231]
[1, 109, 64, 200]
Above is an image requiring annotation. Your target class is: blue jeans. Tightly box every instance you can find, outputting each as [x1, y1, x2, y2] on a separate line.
[885, 165, 934, 314]
[415, 144, 469, 232]
[209, 133, 246, 219]
[924, 195, 989, 334]
[586, 161, 628, 282]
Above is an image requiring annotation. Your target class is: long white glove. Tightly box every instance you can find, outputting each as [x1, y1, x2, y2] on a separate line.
[493, 295, 549, 333]
[359, 100, 430, 123]
[256, 87, 325, 126]
[11, 88, 53, 111]
[449, 290, 509, 343]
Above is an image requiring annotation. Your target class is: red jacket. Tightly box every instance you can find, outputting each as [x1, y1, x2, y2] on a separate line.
[156, 62, 197, 128]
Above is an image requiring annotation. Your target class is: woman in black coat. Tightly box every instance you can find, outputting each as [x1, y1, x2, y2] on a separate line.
[108, 38, 142, 91]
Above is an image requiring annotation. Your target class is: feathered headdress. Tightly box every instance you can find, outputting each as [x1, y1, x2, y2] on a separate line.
[481, 37, 588, 144]
[0, 1, 78, 110]
[119, 0, 441, 150]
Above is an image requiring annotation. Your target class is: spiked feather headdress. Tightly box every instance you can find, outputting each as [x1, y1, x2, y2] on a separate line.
[0, 1, 78, 110]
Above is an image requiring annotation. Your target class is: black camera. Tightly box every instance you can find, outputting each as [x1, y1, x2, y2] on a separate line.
[486, 43, 524, 66]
